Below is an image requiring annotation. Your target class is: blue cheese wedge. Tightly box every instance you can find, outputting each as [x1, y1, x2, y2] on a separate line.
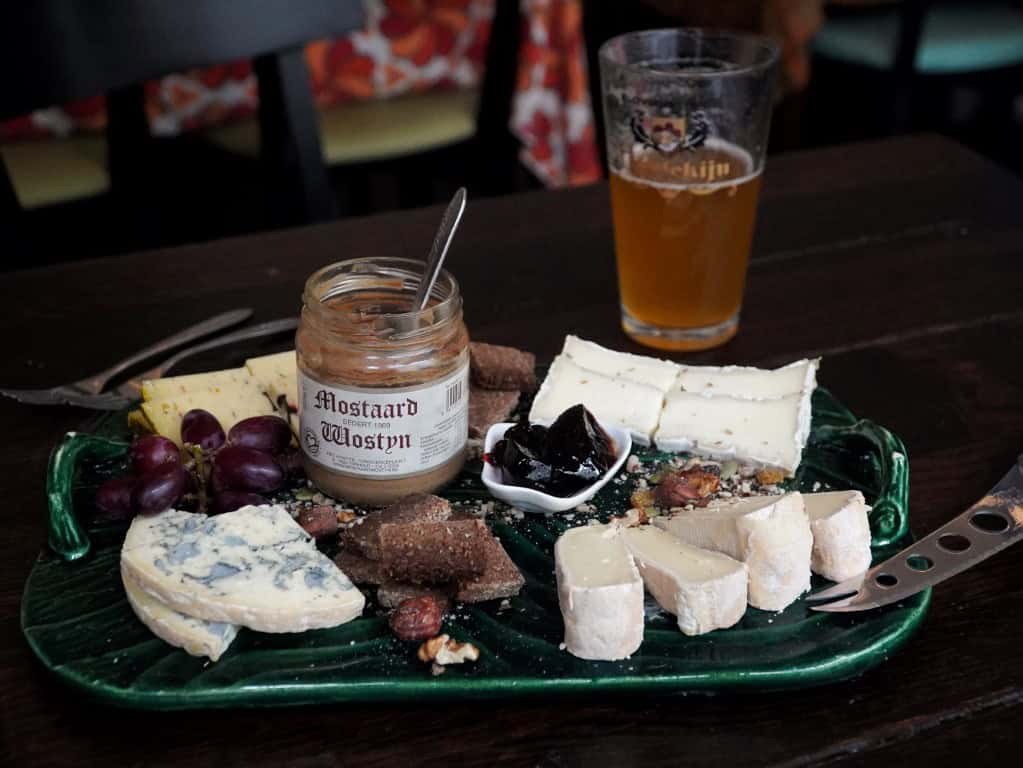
[654, 390, 813, 475]
[121, 505, 365, 633]
[122, 573, 239, 661]
[529, 355, 664, 444]
[555, 523, 644, 660]
[804, 490, 872, 581]
[654, 493, 812, 611]
[674, 358, 818, 399]
[622, 526, 747, 636]
[561, 335, 679, 393]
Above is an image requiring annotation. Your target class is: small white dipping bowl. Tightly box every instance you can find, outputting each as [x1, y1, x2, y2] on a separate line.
[480, 420, 632, 513]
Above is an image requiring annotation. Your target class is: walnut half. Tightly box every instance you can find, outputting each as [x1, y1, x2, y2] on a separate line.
[417, 634, 480, 665]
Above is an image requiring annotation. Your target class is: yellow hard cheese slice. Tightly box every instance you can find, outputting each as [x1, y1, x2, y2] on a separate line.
[245, 351, 297, 410]
[141, 388, 275, 445]
[141, 368, 260, 402]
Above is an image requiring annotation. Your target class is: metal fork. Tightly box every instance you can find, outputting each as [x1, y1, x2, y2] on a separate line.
[115, 317, 299, 399]
[0, 308, 253, 409]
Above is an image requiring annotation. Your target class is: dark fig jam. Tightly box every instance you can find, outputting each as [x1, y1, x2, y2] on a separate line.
[486, 404, 615, 496]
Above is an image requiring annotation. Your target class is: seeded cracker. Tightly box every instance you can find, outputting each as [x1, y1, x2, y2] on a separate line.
[455, 533, 525, 602]
[334, 550, 385, 585]
[377, 582, 453, 612]
[469, 342, 536, 391]
[468, 387, 520, 438]
[380, 519, 490, 584]
[339, 493, 452, 561]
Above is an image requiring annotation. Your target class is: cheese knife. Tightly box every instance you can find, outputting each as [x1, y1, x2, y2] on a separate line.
[809, 454, 1023, 612]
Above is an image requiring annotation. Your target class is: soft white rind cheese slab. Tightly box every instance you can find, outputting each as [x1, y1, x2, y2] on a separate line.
[529, 355, 664, 445]
[654, 391, 813, 475]
[805, 490, 873, 581]
[121, 505, 365, 633]
[654, 493, 812, 611]
[561, 335, 679, 393]
[122, 572, 239, 661]
[674, 358, 819, 399]
[554, 524, 644, 660]
[622, 526, 747, 636]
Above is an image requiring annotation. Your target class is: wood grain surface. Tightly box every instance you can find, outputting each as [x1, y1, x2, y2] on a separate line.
[2, 135, 1022, 767]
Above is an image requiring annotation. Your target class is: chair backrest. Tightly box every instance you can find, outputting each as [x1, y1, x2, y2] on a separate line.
[0, 0, 363, 120]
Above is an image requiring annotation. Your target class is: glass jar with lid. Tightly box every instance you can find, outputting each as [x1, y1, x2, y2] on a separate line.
[297, 257, 470, 506]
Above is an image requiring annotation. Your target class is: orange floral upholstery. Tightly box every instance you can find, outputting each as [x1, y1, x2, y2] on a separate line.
[0, 0, 599, 189]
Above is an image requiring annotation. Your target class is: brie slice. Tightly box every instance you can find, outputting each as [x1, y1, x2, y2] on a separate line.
[654, 390, 813, 475]
[622, 526, 747, 636]
[804, 490, 873, 581]
[654, 493, 812, 611]
[561, 335, 679, 393]
[530, 354, 664, 444]
[674, 358, 818, 399]
[554, 523, 644, 660]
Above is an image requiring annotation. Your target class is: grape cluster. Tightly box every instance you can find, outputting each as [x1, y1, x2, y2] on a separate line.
[95, 410, 297, 520]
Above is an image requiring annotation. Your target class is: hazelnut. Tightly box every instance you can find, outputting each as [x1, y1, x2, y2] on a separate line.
[389, 596, 444, 641]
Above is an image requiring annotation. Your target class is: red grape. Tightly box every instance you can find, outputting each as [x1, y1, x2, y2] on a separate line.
[181, 409, 225, 450]
[95, 477, 138, 520]
[276, 447, 303, 477]
[132, 465, 188, 514]
[129, 435, 181, 474]
[228, 415, 292, 454]
[211, 445, 284, 493]
[209, 491, 267, 515]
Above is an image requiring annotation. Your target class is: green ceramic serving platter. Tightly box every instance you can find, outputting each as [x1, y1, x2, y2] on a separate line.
[21, 389, 929, 709]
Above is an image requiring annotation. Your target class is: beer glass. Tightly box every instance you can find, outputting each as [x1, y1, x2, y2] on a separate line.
[599, 29, 780, 351]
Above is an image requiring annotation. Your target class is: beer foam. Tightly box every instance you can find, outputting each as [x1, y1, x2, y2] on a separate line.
[617, 138, 759, 192]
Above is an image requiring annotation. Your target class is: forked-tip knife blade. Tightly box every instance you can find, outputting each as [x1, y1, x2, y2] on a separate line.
[811, 455, 1023, 613]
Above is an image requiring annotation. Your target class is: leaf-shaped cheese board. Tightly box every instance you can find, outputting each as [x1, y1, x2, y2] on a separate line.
[21, 389, 927, 709]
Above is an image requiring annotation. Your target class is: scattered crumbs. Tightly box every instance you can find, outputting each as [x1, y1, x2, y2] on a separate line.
[558, 642, 566, 651]
[812, 481, 822, 492]
[564, 514, 575, 522]
[574, 503, 594, 514]
[349, 640, 356, 645]
[635, 478, 648, 489]
[431, 663, 447, 677]
[625, 454, 642, 473]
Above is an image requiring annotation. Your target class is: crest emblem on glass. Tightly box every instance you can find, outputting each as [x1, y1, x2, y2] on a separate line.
[600, 29, 780, 350]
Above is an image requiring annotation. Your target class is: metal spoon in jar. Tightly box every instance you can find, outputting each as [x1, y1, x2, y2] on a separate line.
[414, 187, 467, 311]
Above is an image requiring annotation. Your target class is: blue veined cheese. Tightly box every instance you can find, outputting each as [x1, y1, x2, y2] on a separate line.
[561, 335, 680, 393]
[529, 355, 664, 445]
[122, 573, 239, 661]
[121, 505, 365, 633]
[673, 358, 819, 399]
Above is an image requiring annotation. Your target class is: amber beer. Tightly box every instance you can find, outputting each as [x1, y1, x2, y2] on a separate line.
[609, 143, 761, 351]
[599, 29, 779, 350]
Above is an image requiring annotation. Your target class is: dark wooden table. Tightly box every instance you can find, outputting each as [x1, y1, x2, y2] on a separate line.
[3, 134, 1022, 766]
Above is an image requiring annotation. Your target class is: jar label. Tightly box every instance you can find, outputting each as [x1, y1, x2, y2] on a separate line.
[298, 363, 469, 479]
